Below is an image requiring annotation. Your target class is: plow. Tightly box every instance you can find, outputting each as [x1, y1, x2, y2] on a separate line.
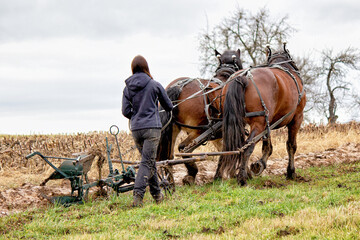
[25, 123, 248, 206]
[26, 125, 179, 206]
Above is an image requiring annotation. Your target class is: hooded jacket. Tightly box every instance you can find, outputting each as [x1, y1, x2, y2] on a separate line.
[122, 72, 173, 131]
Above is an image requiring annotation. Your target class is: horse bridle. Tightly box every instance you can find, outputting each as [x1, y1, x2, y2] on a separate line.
[268, 52, 300, 74]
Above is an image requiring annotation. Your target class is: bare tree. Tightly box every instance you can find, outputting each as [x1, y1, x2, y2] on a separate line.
[293, 54, 321, 116]
[355, 94, 360, 106]
[316, 47, 360, 124]
[198, 7, 295, 76]
[198, 7, 320, 123]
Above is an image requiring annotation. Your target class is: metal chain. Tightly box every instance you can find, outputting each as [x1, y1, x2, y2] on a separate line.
[237, 137, 257, 153]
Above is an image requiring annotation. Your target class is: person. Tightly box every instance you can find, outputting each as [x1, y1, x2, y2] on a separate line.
[122, 55, 173, 207]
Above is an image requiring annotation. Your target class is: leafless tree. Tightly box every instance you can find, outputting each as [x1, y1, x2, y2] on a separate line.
[316, 47, 360, 124]
[355, 94, 360, 106]
[198, 7, 320, 122]
[198, 7, 295, 76]
[292, 54, 321, 115]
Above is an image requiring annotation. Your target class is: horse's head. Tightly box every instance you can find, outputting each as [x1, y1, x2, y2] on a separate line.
[266, 43, 299, 72]
[214, 49, 243, 80]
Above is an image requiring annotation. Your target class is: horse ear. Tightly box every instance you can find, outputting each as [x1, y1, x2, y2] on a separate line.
[283, 42, 288, 53]
[237, 49, 241, 57]
[215, 49, 221, 58]
[266, 44, 271, 58]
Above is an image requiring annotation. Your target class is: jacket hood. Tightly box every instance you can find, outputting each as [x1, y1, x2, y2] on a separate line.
[125, 72, 151, 91]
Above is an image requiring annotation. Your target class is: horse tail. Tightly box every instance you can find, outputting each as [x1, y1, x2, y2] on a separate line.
[216, 76, 247, 178]
[156, 86, 181, 161]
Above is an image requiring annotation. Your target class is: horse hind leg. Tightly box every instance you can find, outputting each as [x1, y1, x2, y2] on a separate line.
[286, 117, 302, 179]
[237, 130, 257, 186]
[250, 138, 273, 176]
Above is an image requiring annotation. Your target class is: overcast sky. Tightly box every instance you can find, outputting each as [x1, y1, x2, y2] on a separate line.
[1, 0, 360, 135]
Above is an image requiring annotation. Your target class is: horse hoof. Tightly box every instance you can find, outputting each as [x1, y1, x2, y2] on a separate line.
[182, 175, 195, 185]
[286, 171, 296, 180]
[250, 161, 264, 176]
[213, 174, 222, 181]
[237, 178, 247, 186]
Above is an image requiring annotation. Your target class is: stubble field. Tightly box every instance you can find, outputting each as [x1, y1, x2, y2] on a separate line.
[0, 122, 359, 217]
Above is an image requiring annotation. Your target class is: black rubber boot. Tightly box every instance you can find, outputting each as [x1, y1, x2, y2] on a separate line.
[132, 194, 143, 207]
[153, 192, 164, 204]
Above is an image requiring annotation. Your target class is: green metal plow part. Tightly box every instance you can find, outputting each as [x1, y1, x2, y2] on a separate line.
[25, 151, 136, 206]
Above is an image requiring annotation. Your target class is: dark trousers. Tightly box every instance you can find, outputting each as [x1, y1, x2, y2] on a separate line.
[132, 128, 161, 199]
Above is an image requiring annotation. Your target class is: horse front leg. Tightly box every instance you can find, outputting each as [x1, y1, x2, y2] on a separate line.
[178, 131, 201, 185]
[250, 137, 273, 176]
[237, 130, 256, 186]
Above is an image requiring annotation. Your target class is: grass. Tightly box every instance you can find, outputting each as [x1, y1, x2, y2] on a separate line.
[1, 161, 360, 239]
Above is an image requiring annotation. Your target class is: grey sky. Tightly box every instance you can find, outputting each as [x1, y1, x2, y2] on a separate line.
[1, 0, 359, 134]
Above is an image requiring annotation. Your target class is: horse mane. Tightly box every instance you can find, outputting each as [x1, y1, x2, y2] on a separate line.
[214, 67, 236, 80]
[216, 75, 248, 178]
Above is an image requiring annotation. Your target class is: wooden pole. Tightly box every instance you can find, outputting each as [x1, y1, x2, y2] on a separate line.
[110, 156, 207, 168]
[111, 159, 140, 165]
[156, 156, 206, 166]
[175, 150, 241, 157]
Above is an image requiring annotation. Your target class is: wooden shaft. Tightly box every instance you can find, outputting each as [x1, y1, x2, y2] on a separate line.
[111, 159, 140, 165]
[156, 156, 206, 166]
[110, 156, 206, 168]
[175, 150, 240, 157]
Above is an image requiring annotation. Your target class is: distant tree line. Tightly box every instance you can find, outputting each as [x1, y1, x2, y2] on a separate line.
[198, 7, 360, 124]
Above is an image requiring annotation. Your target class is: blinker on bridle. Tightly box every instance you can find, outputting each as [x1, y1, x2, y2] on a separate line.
[217, 53, 240, 71]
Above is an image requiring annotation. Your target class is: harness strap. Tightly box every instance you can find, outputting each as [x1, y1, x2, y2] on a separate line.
[270, 64, 304, 104]
[252, 105, 297, 143]
[245, 111, 266, 118]
[211, 77, 225, 86]
[175, 121, 210, 130]
[242, 70, 271, 138]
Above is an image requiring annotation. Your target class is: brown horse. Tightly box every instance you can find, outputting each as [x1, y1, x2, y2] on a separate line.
[157, 49, 243, 183]
[215, 44, 306, 185]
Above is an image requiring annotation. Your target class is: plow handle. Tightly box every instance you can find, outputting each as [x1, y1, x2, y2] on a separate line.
[25, 151, 43, 159]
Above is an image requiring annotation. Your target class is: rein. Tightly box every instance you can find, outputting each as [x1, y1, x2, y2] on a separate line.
[159, 62, 243, 130]
[159, 78, 214, 113]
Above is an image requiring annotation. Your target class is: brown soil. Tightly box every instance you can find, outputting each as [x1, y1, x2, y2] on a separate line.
[0, 142, 359, 217]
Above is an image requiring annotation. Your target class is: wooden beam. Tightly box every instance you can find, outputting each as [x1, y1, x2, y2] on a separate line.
[175, 150, 241, 157]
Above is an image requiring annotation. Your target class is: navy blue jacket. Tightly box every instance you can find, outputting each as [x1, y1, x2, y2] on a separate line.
[122, 72, 173, 131]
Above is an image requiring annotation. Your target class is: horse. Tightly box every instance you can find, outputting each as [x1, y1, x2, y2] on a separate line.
[157, 49, 243, 184]
[215, 44, 306, 185]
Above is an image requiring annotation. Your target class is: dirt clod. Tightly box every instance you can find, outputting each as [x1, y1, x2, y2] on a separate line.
[277, 226, 300, 237]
